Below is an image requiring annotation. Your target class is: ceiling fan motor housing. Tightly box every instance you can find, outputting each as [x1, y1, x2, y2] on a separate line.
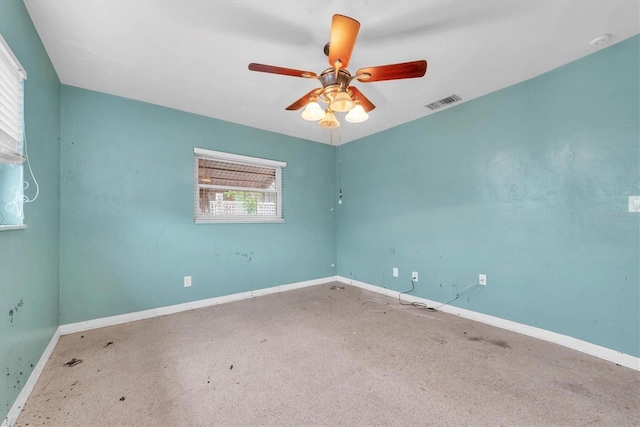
[318, 68, 352, 100]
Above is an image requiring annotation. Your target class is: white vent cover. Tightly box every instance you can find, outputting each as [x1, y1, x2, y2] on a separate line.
[425, 94, 462, 110]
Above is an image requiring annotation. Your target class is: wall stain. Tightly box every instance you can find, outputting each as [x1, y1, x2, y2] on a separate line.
[233, 251, 254, 262]
[8, 299, 24, 323]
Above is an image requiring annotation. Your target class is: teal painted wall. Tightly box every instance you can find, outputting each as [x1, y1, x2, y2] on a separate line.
[59, 86, 336, 324]
[0, 0, 61, 420]
[337, 35, 640, 357]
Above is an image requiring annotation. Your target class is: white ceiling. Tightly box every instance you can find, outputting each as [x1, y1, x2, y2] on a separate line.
[24, 0, 639, 145]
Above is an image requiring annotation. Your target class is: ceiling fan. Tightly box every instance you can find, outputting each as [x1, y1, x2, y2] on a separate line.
[248, 14, 427, 128]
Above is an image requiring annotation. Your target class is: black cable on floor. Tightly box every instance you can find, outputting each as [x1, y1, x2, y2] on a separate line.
[362, 279, 479, 313]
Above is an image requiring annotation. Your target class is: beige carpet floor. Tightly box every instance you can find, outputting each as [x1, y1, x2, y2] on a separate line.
[16, 282, 640, 426]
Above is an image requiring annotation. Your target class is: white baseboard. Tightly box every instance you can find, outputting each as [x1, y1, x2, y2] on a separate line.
[337, 276, 640, 371]
[2, 327, 61, 427]
[59, 276, 339, 335]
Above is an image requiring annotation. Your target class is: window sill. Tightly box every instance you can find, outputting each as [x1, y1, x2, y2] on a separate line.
[0, 224, 27, 231]
[195, 219, 285, 224]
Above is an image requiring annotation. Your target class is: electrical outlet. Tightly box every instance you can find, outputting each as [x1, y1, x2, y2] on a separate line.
[393, 267, 399, 277]
[479, 274, 487, 286]
[184, 276, 192, 287]
[412, 271, 418, 282]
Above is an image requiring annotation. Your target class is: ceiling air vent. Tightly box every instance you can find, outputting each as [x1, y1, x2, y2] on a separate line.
[425, 94, 462, 110]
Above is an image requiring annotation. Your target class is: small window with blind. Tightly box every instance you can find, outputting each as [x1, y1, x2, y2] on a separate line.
[194, 148, 286, 223]
[0, 34, 28, 230]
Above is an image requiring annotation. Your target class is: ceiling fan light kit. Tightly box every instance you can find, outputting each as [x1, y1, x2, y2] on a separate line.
[330, 91, 355, 112]
[318, 110, 340, 129]
[248, 14, 428, 129]
[345, 104, 369, 123]
[301, 101, 325, 121]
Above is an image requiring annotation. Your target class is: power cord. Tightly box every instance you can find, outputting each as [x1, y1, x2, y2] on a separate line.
[397, 279, 436, 310]
[23, 129, 40, 204]
[4, 130, 39, 219]
[362, 279, 479, 313]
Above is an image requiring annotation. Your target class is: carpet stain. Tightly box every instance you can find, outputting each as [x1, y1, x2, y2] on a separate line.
[555, 381, 591, 397]
[490, 339, 511, 349]
[63, 358, 83, 367]
[467, 336, 511, 349]
[103, 342, 114, 348]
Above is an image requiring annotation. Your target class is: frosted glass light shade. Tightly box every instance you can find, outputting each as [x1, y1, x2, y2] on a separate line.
[301, 102, 325, 121]
[318, 110, 340, 128]
[330, 92, 355, 112]
[345, 104, 369, 123]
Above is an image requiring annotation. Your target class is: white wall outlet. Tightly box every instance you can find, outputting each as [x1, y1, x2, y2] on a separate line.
[629, 196, 640, 213]
[412, 271, 418, 281]
[184, 276, 192, 287]
[393, 267, 399, 277]
[479, 274, 487, 286]
[331, 263, 336, 268]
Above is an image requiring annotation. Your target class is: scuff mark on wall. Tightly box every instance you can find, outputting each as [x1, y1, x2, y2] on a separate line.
[8, 299, 24, 323]
[233, 252, 254, 262]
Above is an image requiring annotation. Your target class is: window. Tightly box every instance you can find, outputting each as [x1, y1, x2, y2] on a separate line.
[0, 34, 27, 229]
[194, 148, 286, 223]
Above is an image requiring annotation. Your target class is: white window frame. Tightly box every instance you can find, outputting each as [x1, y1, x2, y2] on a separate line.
[194, 147, 286, 224]
[0, 34, 27, 231]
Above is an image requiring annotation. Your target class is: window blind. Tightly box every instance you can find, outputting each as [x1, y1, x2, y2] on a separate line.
[0, 35, 27, 165]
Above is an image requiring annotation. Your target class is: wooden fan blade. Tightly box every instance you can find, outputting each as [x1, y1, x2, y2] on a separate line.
[248, 63, 317, 78]
[356, 60, 427, 82]
[328, 15, 360, 69]
[348, 86, 375, 112]
[286, 88, 323, 110]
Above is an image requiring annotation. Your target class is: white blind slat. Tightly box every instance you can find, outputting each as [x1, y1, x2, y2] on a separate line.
[0, 138, 25, 164]
[0, 34, 27, 79]
[0, 127, 20, 149]
[0, 83, 20, 104]
[0, 70, 22, 90]
[0, 109, 21, 129]
[0, 35, 26, 166]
